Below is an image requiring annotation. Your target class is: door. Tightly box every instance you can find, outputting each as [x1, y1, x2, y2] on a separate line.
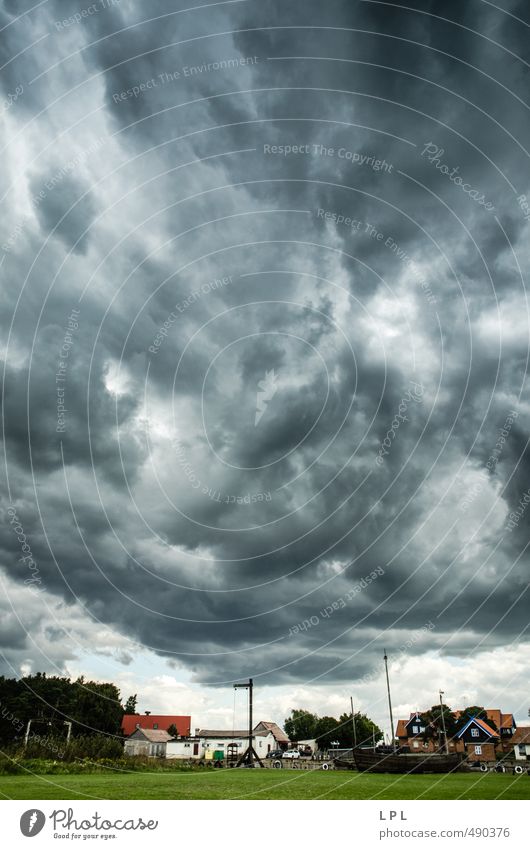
[193, 743, 199, 756]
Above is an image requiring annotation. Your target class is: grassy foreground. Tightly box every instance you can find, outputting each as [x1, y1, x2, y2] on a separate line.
[0, 769, 529, 800]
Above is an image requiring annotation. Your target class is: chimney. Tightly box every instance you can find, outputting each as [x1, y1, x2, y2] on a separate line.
[145, 711, 151, 716]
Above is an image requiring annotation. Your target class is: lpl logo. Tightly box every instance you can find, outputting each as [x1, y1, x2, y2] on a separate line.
[20, 809, 46, 837]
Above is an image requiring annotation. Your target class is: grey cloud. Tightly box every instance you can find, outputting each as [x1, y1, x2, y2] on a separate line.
[0, 0, 529, 690]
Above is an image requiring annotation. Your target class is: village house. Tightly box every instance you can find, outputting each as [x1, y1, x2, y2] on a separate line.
[512, 727, 530, 762]
[395, 709, 516, 762]
[123, 718, 288, 761]
[121, 712, 191, 737]
[168, 725, 279, 760]
[123, 728, 173, 757]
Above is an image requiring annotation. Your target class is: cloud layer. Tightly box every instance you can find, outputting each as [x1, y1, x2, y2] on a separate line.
[1, 0, 529, 723]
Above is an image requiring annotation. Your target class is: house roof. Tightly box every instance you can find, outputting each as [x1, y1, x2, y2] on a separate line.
[455, 716, 499, 739]
[396, 720, 408, 738]
[453, 709, 515, 730]
[127, 728, 173, 743]
[254, 721, 289, 743]
[195, 728, 269, 739]
[512, 727, 530, 745]
[196, 729, 248, 739]
[195, 722, 286, 741]
[121, 714, 191, 737]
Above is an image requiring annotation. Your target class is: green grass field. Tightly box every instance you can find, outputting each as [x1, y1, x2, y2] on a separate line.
[1, 769, 529, 800]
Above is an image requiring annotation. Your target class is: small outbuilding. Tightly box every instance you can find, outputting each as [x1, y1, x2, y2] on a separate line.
[123, 728, 173, 757]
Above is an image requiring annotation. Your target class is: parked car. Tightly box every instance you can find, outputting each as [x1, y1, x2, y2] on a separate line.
[265, 749, 284, 759]
[283, 749, 300, 759]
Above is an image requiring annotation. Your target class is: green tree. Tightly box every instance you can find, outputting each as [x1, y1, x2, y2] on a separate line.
[284, 709, 318, 742]
[419, 704, 457, 748]
[0, 673, 124, 745]
[124, 695, 138, 715]
[336, 712, 383, 749]
[167, 723, 178, 738]
[455, 706, 496, 733]
[314, 716, 340, 750]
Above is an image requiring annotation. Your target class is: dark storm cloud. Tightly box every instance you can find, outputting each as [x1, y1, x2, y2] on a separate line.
[1, 0, 529, 685]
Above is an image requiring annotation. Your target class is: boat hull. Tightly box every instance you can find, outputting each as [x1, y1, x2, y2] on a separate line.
[335, 749, 465, 774]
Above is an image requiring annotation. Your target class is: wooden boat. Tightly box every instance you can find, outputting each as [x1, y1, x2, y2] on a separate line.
[335, 748, 464, 774]
[338, 651, 466, 774]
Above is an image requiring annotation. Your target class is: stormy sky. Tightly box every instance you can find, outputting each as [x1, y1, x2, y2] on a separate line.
[1, 0, 529, 734]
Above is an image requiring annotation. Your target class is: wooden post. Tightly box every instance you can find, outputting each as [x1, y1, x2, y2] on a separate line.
[350, 696, 357, 754]
[234, 678, 262, 767]
[384, 650, 396, 752]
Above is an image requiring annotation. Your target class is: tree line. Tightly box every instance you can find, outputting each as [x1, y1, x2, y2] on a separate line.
[284, 708, 383, 750]
[0, 672, 137, 746]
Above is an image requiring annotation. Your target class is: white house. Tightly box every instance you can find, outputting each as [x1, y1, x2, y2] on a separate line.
[513, 727, 530, 761]
[165, 738, 202, 759]
[166, 723, 281, 760]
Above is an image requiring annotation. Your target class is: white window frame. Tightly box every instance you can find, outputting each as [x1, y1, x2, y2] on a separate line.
[471, 728, 479, 737]
[474, 745, 482, 755]
[412, 725, 419, 734]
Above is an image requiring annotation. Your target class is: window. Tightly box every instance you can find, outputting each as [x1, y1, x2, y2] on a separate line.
[412, 725, 419, 734]
[153, 723, 158, 729]
[413, 741, 419, 748]
[419, 726, 425, 733]
[474, 745, 482, 755]
[471, 728, 479, 737]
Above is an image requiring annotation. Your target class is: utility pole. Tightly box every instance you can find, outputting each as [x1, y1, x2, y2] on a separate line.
[383, 650, 396, 751]
[439, 690, 448, 754]
[350, 696, 357, 755]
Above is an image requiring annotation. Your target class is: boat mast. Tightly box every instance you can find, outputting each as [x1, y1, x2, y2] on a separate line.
[350, 696, 357, 752]
[383, 649, 396, 752]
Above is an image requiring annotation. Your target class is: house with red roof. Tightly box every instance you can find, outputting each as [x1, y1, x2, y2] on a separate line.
[121, 712, 191, 738]
[395, 708, 516, 761]
[452, 715, 499, 761]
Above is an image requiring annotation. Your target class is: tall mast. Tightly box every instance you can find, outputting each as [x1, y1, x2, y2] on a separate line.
[383, 649, 396, 751]
[350, 696, 357, 752]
